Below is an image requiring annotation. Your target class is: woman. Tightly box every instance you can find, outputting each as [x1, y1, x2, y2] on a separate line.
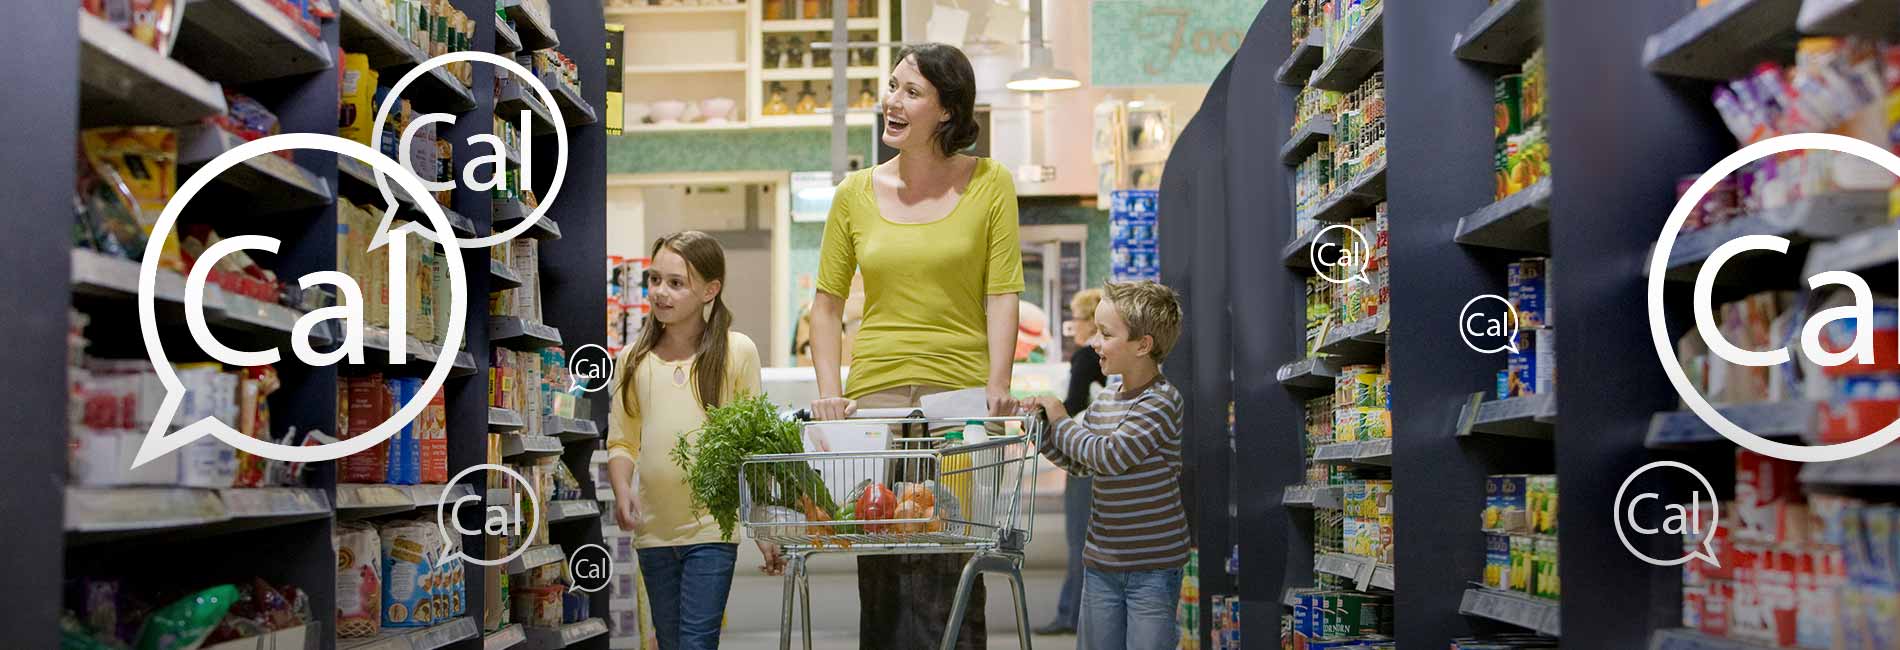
[1037, 288, 1108, 636]
[807, 42, 1023, 650]
[607, 231, 779, 650]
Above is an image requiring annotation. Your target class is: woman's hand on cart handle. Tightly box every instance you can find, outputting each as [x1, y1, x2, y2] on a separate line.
[809, 396, 858, 421]
[987, 386, 1018, 417]
[757, 541, 786, 576]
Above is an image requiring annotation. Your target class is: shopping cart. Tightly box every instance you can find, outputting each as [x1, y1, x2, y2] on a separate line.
[739, 408, 1044, 650]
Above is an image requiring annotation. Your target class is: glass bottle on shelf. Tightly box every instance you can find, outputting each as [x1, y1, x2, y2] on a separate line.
[795, 81, 818, 114]
[764, 82, 792, 115]
[764, 36, 781, 69]
[786, 37, 803, 69]
[848, 0, 862, 18]
[801, 35, 816, 68]
[765, 0, 786, 20]
[813, 36, 831, 68]
[854, 80, 877, 109]
[803, 0, 823, 19]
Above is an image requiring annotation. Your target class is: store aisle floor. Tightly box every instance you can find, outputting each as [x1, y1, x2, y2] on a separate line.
[720, 569, 1076, 650]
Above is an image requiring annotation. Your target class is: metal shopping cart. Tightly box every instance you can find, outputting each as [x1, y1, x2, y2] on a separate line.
[738, 408, 1044, 650]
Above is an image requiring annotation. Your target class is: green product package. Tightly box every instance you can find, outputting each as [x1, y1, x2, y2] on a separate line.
[136, 585, 239, 650]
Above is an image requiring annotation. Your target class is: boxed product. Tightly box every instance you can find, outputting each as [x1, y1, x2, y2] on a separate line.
[380, 522, 438, 628]
[510, 239, 542, 321]
[343, 375, 391, 483]
[1532, 537, 1559, 600]
[386, 378, 423, 485]
[1735, 450, 1802, 544]
[1527, 475, 1558, 535]
[1508, 258, 1548, 328]
[1509, 535, 1534, 594]
[335, 522, 383, 638]
[419, 386, 448, 484]
[1485, 532, 1511, 590]
[1484, 475, 1529, 532]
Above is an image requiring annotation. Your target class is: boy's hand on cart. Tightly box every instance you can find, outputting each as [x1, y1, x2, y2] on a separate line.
[1026, 396, 1068, 422]
[757, 542, 786, 576]
[810, 396, 857, 421]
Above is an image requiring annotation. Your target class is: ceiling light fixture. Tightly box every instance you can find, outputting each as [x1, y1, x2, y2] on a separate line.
[1006, 1, 1079, 92]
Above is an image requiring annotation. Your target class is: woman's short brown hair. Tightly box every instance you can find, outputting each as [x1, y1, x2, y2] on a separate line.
[896, 43, 980, 157]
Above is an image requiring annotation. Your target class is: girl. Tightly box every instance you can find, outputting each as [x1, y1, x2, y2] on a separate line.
[607, 231, 778, 650]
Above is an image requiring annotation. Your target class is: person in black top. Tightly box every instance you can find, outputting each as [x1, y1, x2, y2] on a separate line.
[1037, 288, 1108, 636]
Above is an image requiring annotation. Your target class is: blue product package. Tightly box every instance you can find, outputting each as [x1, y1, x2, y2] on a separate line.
[1514, 258, 1547, 328]
[385, 378, 423, 485]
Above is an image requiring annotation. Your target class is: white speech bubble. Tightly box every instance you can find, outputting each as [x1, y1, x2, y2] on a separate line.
[368, 51, 568, 250]
[1648, 133, 1900, 463]
[566, 543, 614, 593]
[1458, 294, 1522, 354]
[135, 134, 466, 468]
[567, 343, 614, 394]
[1614, 460, 1721, 568]
[1310, 223, 1373, 285]
[438, 463, 544, 568]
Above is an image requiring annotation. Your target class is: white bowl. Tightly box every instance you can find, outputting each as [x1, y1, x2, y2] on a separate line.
[700, 97, 736, 122]
[651, 100, 686, 124]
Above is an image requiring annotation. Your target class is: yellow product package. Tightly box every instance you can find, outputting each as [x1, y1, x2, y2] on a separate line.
[82, 127, 183, 273]
[340, 54, 379, 147]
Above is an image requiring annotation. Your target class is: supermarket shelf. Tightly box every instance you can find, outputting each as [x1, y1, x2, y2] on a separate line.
[78, 11, 227, 127]
[1799, 444, 1900, 486]
[762, 66, 882, 81]
[502, 434, 564, 459]
[1459, 587, 1560, 637]
[488, 489, 515, 507]
[1281, 225, 1324, 271]
[387, 60, 480, 114]
[490, 407, 528, 432]
[1300, 160, 1388, 224]
[1315, 552, 1383, 590]
[1279, 116, 1334, 165]
[71, 248, 190, 304]
[1281, 484, 1315, 508]
[549, 499, 602, 523]
[507, 543, 566, 574]
[496, 16, 523, 53]
[549, 80, 599, 128]
[524, 618, 609, 650]
[490, 317, 565, 350]
[485, 624, 527, 650]
[1276, 357, 1340, 391]
[340, 616, 480, 650]
[1283, 484, 1343, 510]
[360, 328, 470, 377]
[493, 199, 564, 240]
[1650, 628, 1781, 650]
[1369, 563, 1396, 590]
[498, 78, 561, 135]
[1275, 33, 1325, 86]
[218, 292, 327, 343]
[178, 125, 334, 213]
[1308, 8, 1385, 92]
[625, 62, 749, 75]
[336, 483, 412, 518]
[1643, 0, 1802, 80]
[1313, 438, 1393, 466]
[1451, 0, 1544, 65]
[1458, 392, 1557, 439]
[751, 112, 879, 129]
[1661, 191, 1890, 281]
[1799, 193, 1900, 275]
[1283, 588, 1304, 608]
[545, 416, 600, 442]
[760, 17, 881, 32]
[491, 258, 525, 291]
[338, 0, 422, 68]
[1797, 0, 1900, 37]
[620, 120, 753, 133]
[172, 0, 334, 83]
[502, 0, 561, 50]
[65, 487, 331, 545]
[1453, 177, 1551, 254]
[1316, 316, 1388, 360]
[1645, 400, 1810, 448]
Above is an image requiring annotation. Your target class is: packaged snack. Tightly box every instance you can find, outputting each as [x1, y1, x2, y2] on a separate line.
[128, 0, 177, 54]
[386, 378, 422, 485]
[380, 522, 437, 628]
[419, 385, 447, 484]
[81, 127, 182, 273]
[343, 374, 391, 483]
[335, 522, 383, 638]
[136, 585, 238, 650]
[1494, 74, 1523, 142]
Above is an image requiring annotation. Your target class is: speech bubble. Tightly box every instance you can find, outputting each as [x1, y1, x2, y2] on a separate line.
[1648, 133, 1900, 463]
[367, 51, 568, 250]
[567, 343, 614, 394]
[134, 134, 466, 467]
[1614, 460, 1721, 568]
[566, 543, 614, 593]
[1458, 294, 1522, 355]
[1310, 223, 1373, 285]
[437, 463, 543, 568]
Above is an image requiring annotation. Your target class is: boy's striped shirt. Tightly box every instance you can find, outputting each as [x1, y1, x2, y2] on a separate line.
[1042, 377, 1189, 572]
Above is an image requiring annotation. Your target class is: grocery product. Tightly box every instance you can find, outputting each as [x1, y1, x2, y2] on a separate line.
[379, 521, 437, 628]
[419, 383, 448, 484]
[135, 585, 239, 650]
[81, 127, 181, 273]
[339, 54, 379, 147]
[335, 522, 383, 638]
[343, 374, 392, 484]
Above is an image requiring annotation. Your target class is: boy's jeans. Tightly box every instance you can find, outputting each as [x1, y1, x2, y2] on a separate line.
[1081, 565, 1184, 649]
[636, 543, 738, 650]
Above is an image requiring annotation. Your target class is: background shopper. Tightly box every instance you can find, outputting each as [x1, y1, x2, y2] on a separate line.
[1031, 280, 1189, 650]
[1037, 288, 1107, 636]
[607, 231, 777, 650]
[806, 42, 1023, 650]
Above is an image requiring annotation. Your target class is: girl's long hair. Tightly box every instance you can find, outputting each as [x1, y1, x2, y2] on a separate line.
[616, 231, 734, 418]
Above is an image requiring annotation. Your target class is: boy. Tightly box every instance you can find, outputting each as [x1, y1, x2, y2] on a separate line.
[1030, 280, 1187, 650]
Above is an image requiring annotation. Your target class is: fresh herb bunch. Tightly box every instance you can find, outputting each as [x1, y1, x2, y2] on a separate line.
[671, 394, 837, 541]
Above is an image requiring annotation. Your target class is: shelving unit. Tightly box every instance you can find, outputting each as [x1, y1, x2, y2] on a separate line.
[31, 2, 614, 649]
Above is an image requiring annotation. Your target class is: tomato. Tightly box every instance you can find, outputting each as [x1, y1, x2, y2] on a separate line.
[856, 484, 897, 532]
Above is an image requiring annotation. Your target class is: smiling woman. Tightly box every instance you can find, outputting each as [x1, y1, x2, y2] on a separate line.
[805, 42, 1024, 650]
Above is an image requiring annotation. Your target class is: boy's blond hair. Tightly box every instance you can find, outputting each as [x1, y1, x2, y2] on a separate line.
[1103, 280, 1183, 362]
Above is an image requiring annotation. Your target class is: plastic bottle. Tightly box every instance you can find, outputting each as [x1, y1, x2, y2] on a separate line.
[939, 427, 973, 528]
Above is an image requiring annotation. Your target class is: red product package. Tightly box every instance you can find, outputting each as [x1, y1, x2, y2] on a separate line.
[1737, 451, 1803, 536]
[419, 387, 447, 484]
[342, 374, 391, 483]
[1698, 580, 1733, 639]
